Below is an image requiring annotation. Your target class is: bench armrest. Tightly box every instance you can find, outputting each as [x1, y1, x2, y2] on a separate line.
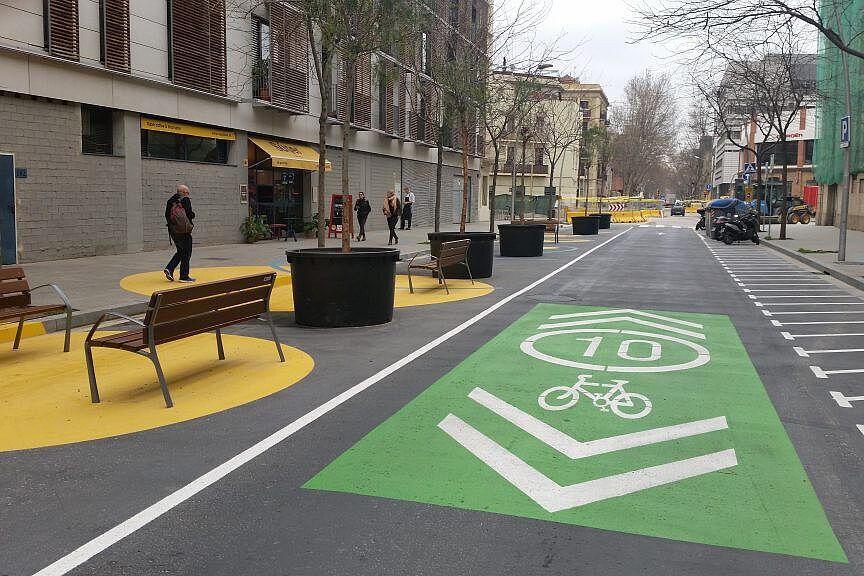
[29, 283, 72, 311]
[407, 253, 434, 267]
[86, 311, 145, 342]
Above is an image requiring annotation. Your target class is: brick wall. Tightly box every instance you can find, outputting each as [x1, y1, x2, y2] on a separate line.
[0, 94, 127, 262]
[141, 159, 242, 250]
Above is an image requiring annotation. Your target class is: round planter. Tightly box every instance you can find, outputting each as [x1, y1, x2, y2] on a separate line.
[285, 247, 400, 327]
[571, 215, 600, 235]
[427, 231, 497, 279]
[498, 223, 546, 257]
[590, 213, 612, 229]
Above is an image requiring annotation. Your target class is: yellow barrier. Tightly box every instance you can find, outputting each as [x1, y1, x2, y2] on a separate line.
[611, 211, 645, 223]
[641, 209, 663, 219]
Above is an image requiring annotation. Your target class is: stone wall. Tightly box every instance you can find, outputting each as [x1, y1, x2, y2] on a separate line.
[0, 94, 127, 262]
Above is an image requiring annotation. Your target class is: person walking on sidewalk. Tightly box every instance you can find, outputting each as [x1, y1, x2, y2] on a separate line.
[400, 187, 415, 230]
[354, 191, 371, 241]
[383, 189, 401, 245]
[163, 183, 196, 282]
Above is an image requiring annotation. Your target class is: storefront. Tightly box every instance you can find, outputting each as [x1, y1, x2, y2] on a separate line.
[247, 137, 331, 233]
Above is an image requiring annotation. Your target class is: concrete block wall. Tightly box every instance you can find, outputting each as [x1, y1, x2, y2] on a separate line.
[0, 94, 127, 262]
[141, 160, 243, 251]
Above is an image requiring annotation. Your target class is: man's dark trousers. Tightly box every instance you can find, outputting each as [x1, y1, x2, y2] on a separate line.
[167, 233, 193, 279]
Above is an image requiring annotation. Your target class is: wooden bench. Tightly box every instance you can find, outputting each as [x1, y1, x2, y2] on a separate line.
[407, 239, 473, 295]
[84, 273, 285, 408]
[0, 266, 72, 352]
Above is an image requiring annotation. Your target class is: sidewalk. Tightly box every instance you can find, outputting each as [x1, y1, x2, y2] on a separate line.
[18, 222, 497, 332]
[761, 223, 864, 291]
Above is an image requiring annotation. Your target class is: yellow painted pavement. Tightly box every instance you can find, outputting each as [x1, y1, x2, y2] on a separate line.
[0, 332, 313, 451]
[0, 321, 46, 344]
[121, 266, 493, 311]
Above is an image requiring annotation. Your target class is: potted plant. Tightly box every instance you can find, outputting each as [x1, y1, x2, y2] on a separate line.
[498, 126, 546, 257]
[252, 59, 270, 100]
[240, 214, 269, 243]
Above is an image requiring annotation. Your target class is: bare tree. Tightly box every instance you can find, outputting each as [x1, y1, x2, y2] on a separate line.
[580, 123, 614, 210]
[612, 71, 678, 197]
[534, 88, 582, 217]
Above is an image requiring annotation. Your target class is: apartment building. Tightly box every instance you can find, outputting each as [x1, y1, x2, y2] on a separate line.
[487, 72, 608, 218]
[0, 0, 486, 264]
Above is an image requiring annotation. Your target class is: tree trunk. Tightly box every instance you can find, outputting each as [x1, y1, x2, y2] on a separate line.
[547, 161, 556, 219]
[780, 140, 788, 240]
[435, 137, 443, 233]
[341, 58, 356, 253]
[459, 115, 470, 234]
[489, 146, 500, 233]
[317, 90, 329, 248]
[519, 137, 527, 223]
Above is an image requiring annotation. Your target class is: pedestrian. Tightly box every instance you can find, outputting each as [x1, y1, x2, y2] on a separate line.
[354, 191, 371, 241]
[383, 189, 400, 245]
[400, 187, 415, 230]
[163, 183, 196, 282]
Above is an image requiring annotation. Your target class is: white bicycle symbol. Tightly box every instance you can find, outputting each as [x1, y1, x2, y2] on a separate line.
[538, 374, 653, 419]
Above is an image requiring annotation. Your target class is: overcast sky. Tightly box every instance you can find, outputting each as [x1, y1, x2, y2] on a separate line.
[530, 0, 679, 105]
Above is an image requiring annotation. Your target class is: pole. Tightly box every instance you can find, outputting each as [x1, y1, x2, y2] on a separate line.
[834, 6, 853, 262]
[510, 145, 516, 222]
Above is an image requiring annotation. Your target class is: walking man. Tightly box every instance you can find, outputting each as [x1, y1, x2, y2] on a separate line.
[400, 187, 415, 230]
[164, 183, 196, 282]
[354, 191, 371, 241]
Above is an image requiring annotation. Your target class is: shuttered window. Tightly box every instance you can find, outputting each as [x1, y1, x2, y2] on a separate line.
[100, 0, 130, 73]
[270, 3, 309, 112]
[44, 0, 79, 61]
[169, 0, 227, 96]
[82, 105, 114, 155]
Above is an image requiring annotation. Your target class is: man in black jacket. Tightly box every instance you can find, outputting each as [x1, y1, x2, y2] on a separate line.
[163, 183, 196, 282]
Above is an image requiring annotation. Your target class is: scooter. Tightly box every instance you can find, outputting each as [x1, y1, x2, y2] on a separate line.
[711, 214, 731, 241]
[720, 211, 760, 245]
[695, 208, 706, 230]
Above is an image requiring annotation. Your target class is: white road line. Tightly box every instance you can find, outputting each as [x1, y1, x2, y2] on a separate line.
[795, 347, 864, 356]
[784, 332, 864, 339]
[810, 366, 864, 379]
[738, 283, 831, 286]
[858, 425, 864, 436]
[29, 230, 633, 576]
[774, 320, 864, 325]
[829, 391, 864, 407]
[759, 302, 864, 306]
[753, 295, 858, 299]
[745, 289, 843, 292]
[769, 311, 864, 315]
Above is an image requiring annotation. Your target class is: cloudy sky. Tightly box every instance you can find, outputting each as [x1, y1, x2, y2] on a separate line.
[522, 0, 684, 104]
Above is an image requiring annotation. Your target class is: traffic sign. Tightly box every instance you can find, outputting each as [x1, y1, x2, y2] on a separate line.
[307, 305, 847, 562]
[742, 162, 757, 175]
[840, 116, 850, 148]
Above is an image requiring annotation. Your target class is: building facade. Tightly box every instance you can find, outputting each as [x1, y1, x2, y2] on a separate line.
[0, 0, 485, 264]
[486, 72, 608, 219]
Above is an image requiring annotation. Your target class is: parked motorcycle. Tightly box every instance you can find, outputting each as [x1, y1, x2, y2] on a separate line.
[719, 211, 760, 245]
[711, 214, 731, 240]
[695, 208, 706, 230]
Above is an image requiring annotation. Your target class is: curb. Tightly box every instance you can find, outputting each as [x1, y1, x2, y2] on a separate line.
[762, 240, 864, 292]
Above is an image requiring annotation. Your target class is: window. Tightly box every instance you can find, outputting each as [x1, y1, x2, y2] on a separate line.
[169, 0, 227, 96]
[269, 3, 309, 112]
[141, 131, 228, 164]
[804, 140, 814, 165]
[420, 32, 430, 75]
[82, 105, 115, 155]
[534, 146, 544, 166]
[44, 0, 79, 61]
[100, 0, 130, 73]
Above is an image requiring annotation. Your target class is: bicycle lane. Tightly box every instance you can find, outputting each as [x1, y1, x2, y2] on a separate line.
[306, 303, 847, 563]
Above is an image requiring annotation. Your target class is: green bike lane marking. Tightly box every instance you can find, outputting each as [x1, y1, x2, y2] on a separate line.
[305, 305, 847, 562]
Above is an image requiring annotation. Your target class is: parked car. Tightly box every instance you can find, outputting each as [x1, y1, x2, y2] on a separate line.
[670, 201, 686, 216]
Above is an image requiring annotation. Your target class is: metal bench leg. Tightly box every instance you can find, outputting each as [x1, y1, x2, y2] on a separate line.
[440, 268, 450, 295]
[84, 342, 101, 403]
[12, 317, 24, 350]
[463, 262, 474, 285]
[215, 328, 225, 360]
[63, 306, 72, 352]
[408, 267, 415, 293]
[148, 346, 173, 408]
[265, 312, 286, 362]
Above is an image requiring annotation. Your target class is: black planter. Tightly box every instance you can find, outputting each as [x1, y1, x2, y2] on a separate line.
[590, 213, 612, 229]
[498, 223, 546, 257]
[286, 247, 399, 327]
[427, 231, 497, 279]
[572, 215, 600, 235]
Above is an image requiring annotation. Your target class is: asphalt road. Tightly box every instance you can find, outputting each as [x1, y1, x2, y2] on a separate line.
[5, 222, 864, 576]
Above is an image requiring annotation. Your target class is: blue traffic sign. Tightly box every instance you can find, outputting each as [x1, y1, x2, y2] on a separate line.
[742, 162, 757, 175]
[841, 116, 850, 148]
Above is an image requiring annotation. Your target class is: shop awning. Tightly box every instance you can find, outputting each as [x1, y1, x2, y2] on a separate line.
[248, 137, 332, 171]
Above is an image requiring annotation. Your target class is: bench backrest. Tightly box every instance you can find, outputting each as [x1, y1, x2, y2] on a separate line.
[437, 239, 471, 268]
[0, 267, 31, 309]
[142, 273, 277, 346]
